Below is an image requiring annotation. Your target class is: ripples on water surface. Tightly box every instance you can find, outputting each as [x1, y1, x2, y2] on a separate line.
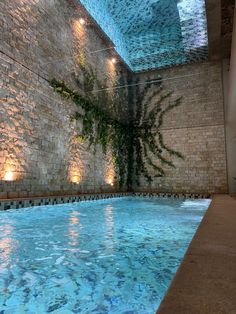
[0, 197, 210, 313]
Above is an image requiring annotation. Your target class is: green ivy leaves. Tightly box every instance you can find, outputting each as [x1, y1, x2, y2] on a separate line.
[49, 65, 184, 189]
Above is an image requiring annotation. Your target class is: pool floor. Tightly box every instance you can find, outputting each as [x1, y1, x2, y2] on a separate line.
[0, 197, 210, 313]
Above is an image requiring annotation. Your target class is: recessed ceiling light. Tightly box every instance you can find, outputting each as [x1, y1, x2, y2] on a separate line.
[111, 58, 116, 64]
[79, 18, 86, 25]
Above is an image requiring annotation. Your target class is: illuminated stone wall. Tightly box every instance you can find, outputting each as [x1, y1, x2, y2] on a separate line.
[0, 0, 128, 198]
[0, 1, 228, 198]
[134, 61, 228, 194]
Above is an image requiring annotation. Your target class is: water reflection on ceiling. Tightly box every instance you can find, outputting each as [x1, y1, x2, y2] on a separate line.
[79, 0, 208, 72]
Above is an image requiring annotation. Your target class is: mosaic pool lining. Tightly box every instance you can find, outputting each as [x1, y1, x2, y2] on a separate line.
[0, 196, 210, 313]
[0, 192, 211, 211]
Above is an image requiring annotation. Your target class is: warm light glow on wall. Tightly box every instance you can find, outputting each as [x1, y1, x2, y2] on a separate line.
[72, 18, 86, 39]
[1, 102, 30, 186]
[70, 174, 82, 184]
[71, 17, 88, 69]
[107, 58, 117, 83]
[68, 162, 83, 184]
[1, 159, 20, 182]
[105, 155, 115, 186]
[68, 161, 83, 184]
[107, 177, 114, 186]
[106, 168, 115, 186]
[67, 135, 84, 185]
[4, 171, 14, 181]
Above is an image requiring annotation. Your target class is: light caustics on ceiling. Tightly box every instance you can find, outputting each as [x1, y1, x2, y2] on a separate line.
[79, 0, 208, 72]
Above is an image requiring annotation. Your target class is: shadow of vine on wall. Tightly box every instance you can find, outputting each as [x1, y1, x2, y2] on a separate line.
[49, 61, 184, 189]
[131, 76, 184, 185]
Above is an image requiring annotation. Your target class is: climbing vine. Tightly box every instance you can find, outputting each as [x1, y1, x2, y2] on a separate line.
[49, 62, 183, 188]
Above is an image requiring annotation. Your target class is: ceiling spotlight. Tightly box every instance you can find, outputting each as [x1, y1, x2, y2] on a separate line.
[111, 58, 116, 64]
[79, 18, 85, 25]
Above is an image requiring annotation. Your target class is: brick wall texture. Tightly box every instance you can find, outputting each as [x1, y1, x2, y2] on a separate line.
[134, 62, 228, 194]
[0, 0, 228, 198]
[0, 0, 129, 198]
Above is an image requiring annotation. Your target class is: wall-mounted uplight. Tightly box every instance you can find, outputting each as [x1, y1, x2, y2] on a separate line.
[79, 18, 86, 25]
[105, 161, 115, 187]
[71, 175, 81, 185]
[4, 171, 15, 182]
[107, 178, 114, 186]
[1, 158, 21, 182]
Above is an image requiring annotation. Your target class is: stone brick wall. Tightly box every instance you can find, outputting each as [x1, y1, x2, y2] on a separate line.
[134, 61, 228, 194]
[0, 0, 228, 198]
[0, 0, 128, 198]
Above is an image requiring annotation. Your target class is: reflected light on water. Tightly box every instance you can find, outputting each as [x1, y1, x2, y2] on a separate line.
[0, 223, 17, 269]
[68, 211, 80, 249]
[105, 204, 114, 252]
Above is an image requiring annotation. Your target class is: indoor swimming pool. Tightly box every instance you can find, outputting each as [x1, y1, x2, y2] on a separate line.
[0, 197, 211, 313]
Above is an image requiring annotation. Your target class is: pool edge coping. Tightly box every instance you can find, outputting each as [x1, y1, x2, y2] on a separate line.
[156, 194, 236, 314]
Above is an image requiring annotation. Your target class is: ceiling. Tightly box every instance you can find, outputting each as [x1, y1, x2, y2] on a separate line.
[79, 0, 209, 72]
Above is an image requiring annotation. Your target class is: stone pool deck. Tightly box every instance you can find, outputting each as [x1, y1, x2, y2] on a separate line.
[157, 194, 236, 314]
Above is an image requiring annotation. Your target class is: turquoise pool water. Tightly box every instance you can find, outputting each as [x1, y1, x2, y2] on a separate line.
[0, 197, 210, 313]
